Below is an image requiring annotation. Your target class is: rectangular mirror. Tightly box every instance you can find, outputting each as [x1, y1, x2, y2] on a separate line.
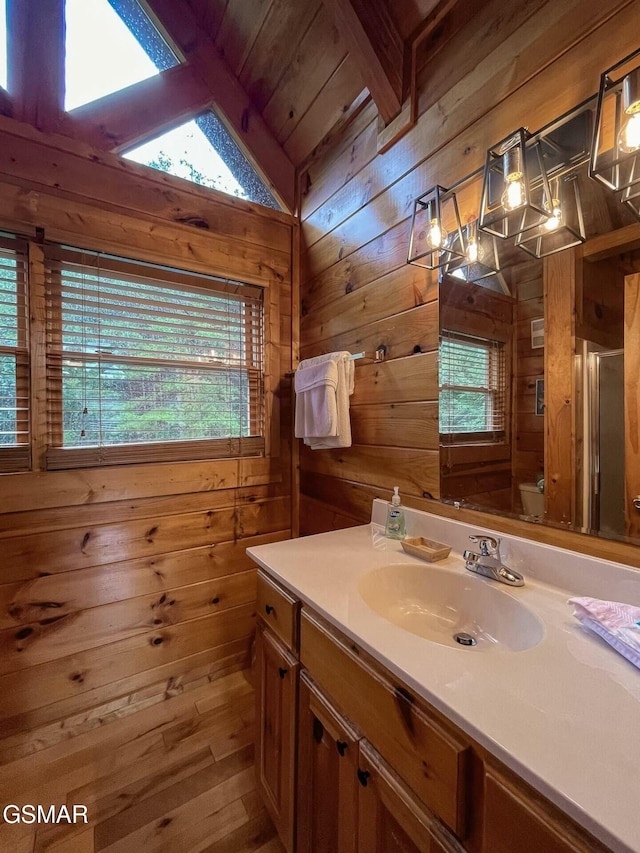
[439, 162, 640, 546]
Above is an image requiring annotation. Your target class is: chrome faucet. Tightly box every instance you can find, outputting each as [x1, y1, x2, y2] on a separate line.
[463, 534, 524, 587]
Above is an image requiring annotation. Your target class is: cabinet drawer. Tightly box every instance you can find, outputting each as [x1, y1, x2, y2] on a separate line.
[300, 608, 470, 838]
[257, 569, 300, 652]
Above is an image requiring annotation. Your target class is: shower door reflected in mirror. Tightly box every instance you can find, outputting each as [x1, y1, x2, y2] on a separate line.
[585, 349, 625, 538]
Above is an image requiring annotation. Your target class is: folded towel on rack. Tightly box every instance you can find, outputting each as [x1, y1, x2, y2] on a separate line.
[294, 357, 339, 438]
[569, 596, 640, 670]
[294, 352, 354, 449]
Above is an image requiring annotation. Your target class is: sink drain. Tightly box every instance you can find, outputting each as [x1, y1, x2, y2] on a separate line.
[454, 632, 477, 647]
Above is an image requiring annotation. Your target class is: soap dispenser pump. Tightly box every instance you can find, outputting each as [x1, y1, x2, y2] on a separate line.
[385, 486, 406, 539]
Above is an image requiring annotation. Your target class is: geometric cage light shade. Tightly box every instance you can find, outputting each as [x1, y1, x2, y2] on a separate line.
[444, 220, 501, 282]
[623, 181, 640, 220]
[480, 127, 549, 238]
[478, 128, 554, 239]
[407, 185, 465, 270]
[515, 174, 586, 258]
[590, 47, 640, 198]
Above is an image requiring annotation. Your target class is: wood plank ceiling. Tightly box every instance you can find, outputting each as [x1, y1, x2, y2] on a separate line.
[185, 0, 454, 162]
[2, 0, 469, 212]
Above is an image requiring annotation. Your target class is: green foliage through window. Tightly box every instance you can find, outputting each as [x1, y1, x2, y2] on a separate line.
[439, 333, 506, 437]
[45, 249, 263, 461]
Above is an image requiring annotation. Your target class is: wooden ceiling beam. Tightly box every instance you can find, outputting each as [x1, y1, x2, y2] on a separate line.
[321, 0, 405, 125]
[6, 0, 65, 132]
[64, 64, 213, 154]
[142, 0, 295, 212]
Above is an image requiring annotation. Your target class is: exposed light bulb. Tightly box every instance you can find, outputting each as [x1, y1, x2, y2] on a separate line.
[501, 179, 525, 211]
[618, 111, 640, 153]
[543, 203, 562, 231]
[465, 222, 483, 264]
[618, 70, 640, 153]
[542, 178, 562, 231]
[501, 146, 525, 211]
[428, 218, 448, 249]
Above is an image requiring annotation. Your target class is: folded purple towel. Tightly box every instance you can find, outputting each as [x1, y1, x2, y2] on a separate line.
[569, 597, 640, 670]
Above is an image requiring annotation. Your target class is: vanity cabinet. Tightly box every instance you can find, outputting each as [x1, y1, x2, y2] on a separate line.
[253, 568, 611, 853]
[255, 570, 301, 853]
[297, 670, 461, 853]
[357, 739, 462, 853]
[481, 767, 602, 853]
[296, 671, 360, 853]
[299, 608, 470, 839]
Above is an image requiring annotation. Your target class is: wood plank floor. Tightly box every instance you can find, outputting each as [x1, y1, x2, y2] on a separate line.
[0, 669, 285, 853]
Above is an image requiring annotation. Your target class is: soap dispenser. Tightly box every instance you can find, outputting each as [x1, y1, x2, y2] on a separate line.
[385, 486, 406, 539]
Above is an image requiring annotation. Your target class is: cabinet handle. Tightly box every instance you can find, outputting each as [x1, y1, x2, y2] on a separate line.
[265, 604, 274, 615]
[336, 740, 347, 756]
[357, 769, 370, 787]
[313, 719, 324, 743]
[278, 667, 288, 679]
[633, 496, 640, 511]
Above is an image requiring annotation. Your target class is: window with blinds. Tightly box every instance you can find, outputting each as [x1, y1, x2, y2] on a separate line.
[0, 235, 29, 472]
[44, 247, 264, 469]
[439, 330, 506, 441]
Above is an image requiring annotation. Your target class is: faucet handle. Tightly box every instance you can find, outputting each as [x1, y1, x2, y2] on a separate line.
[468, 534, 500, 556]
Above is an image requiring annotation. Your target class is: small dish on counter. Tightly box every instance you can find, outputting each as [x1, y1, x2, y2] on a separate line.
[401, 536, 451, 562]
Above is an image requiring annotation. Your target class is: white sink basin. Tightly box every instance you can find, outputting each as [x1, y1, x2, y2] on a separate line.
[358, 563, 544, 652]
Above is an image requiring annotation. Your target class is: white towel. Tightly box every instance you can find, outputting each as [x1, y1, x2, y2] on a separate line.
[294, 352, 354, 449]
[294, 357, 339, 438]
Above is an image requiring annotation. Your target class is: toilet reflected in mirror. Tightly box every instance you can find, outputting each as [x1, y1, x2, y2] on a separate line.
[519, 482, 545, 520]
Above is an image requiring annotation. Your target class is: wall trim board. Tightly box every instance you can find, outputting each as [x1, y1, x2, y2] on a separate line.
[0, 114, 296, 229]
[0, 458, 281, 514]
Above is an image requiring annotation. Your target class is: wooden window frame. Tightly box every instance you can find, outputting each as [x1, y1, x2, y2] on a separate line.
[0, 234, 30, 472]
[31, 242, 273, 471]
[439, 331, 508, 445]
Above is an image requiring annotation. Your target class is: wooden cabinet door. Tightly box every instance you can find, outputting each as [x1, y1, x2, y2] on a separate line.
[300, 609, 470, 837]
[297, 671, 360, 853]
[356, 740, 461, 853]
[255, 622, 299, 853]
[482, 768, 608, 853]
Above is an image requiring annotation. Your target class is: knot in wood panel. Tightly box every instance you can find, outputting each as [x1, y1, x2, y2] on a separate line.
[394, 685, 416, 737]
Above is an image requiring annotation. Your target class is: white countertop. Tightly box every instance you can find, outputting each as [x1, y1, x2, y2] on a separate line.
[248, 505, 640, 853]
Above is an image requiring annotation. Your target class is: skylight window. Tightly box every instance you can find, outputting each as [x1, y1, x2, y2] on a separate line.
[125, 112, 280, 209]
[0, 0, 7, 90]
[64, 0, 280, 209]
[64, 0, 179, 111]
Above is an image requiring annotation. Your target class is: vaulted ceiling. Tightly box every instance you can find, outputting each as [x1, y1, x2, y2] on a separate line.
[2, 0, 474, 213]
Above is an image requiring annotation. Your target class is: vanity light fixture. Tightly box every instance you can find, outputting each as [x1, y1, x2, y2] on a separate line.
[622, 182, 640, 219]
[407, 185, 465, 270]
[515, 174, 586, 258]
[445, 219, 501, 282]
[479, 128, 553, 239]
[590, 48, 640, 199]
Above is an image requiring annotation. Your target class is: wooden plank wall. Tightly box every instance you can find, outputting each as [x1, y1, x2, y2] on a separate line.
[0, 118, 294, 763]
[439, 277, 514, 512]
[298, 0, 640, 533]
[513, 258, 545, 509]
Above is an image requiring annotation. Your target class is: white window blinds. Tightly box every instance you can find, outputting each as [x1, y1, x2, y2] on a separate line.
[0, 235, 29, 472]
[44, 247, 264, 468]
[439, 330, 506, 440]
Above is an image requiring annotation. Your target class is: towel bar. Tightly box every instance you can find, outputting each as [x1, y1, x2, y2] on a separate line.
[285, 345, 386, 377]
